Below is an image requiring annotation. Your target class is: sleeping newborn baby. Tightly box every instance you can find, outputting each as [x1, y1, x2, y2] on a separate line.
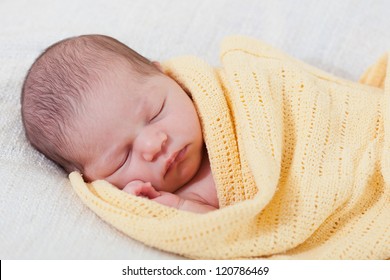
[21, 35, 218, 213]
[21, 34, 390, 258]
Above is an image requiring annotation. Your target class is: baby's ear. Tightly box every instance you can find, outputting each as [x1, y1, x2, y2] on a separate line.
[152, 61, 163, 72]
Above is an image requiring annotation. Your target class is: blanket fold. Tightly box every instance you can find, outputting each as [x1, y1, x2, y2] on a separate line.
[69, 36, 390, 259]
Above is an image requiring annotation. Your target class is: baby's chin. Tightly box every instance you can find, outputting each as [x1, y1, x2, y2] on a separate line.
[157, 177, 190, 193]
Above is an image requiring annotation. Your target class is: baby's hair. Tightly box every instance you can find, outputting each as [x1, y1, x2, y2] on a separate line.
[21, 34, 160, 172]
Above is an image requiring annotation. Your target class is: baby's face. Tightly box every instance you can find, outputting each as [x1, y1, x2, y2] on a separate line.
[75, 65, 204, 193]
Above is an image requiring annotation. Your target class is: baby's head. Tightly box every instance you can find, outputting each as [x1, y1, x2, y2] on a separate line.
[21, 35, 204, 192]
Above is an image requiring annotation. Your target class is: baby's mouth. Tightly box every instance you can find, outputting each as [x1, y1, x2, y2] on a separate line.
[163, 146, 187, 177]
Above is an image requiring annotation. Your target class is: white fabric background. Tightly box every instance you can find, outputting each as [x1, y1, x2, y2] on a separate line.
[1, 0, 390, 259]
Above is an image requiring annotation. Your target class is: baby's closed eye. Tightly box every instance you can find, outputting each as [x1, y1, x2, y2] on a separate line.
[150, 99, 165, 122]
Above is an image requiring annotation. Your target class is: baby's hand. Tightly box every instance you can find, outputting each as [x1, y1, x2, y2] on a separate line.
[122, 180, 161, 199]
[152, 191, 182, 208]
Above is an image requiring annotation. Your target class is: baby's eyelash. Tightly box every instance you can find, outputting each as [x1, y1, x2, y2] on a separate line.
[151, 100, 165, 121]
[118, 149, 131, 171]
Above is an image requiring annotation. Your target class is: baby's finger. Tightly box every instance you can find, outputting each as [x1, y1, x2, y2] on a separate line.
[123, 180, 145, 194]
[139, 183, 161, 199]
[123, 181, 160, 199]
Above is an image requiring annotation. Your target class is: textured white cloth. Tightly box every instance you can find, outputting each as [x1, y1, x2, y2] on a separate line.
[1, 0, 390, 259]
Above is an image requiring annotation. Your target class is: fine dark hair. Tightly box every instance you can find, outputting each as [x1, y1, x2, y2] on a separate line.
[21, 34, 160, 172]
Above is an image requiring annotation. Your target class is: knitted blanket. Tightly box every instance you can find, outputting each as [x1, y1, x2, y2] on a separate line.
[69, 36, 390, 259]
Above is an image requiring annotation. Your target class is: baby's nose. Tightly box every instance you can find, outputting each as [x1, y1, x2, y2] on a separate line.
[141, 132, 167, 162]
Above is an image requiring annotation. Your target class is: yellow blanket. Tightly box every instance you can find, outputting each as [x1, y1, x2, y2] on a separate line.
[69, 36, 390, 259]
